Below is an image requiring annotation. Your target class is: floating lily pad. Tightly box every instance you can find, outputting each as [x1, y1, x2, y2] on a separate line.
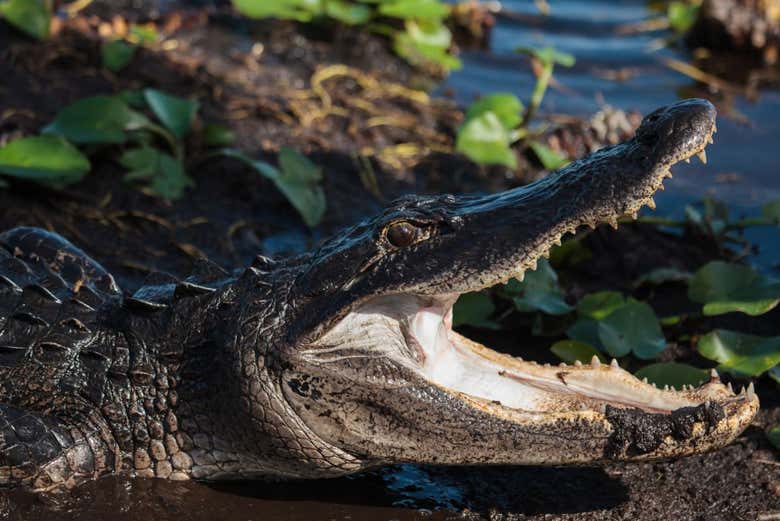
[202, 123, 236, 147]
[220, 147, 326, 227]
[768, 425, 780, 451]
[102, 40, 137, 72]
[634, 362, 709, 391]
[464, 93, 523, 130]
[550, 340, 605, 364]
[576, 291, 626, 320]
[697, 329, 780, 377]
[144, 89, 199, 140]
[43, 95, 149, 144]
[456, 111, 516, 168]
[634, 267, 692, 287]
[453, 292, 500, 329]
[528, 141, 569, 170]
[120, 146, 193, 200]
[598, 301, 666, 359]
[688, 261, 780, 316]
[505, 259, 573, 315]
[0, 0, 50, 39]
[0, 135, 90, 187]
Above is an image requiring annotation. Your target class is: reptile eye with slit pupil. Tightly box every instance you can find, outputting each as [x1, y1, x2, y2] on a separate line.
[386, 222, 418, 247]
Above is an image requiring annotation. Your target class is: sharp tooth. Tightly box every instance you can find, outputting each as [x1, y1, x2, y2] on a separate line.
[558, 362, 567, 368]
[631, 212, 638, 219]
[747, 382, 755, 399]
[574, 360, 582, 367]
[684, 158, 691, 164]
[542, 250, 550, 259]
[709, 368, 719, 382]
[610, 358, 619, 369]
[727, 382, 734, 394]
[739, 386, 745, 396]
[642, 377, 648, 384]
[708, 135, 714, 144]
[646, 198, 656, 210]
[658, 183, 665, 191]
[665, 171, 673, 179]
[590, 355, 601, 368]
[663, 385, 670, 391]
[609, 220, 618, 230]
[697, 150, 707, 164]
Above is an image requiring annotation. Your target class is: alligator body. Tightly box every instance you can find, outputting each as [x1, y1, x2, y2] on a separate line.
[0, 99, 759, 491]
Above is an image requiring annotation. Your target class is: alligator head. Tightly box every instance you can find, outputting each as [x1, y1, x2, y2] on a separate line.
[260, 98, 757, 472]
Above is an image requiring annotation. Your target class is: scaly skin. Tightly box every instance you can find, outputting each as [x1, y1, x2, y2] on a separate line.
[0, 99, 759, 492]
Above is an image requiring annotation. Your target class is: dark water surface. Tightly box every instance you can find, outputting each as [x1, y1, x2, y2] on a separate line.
[443, 0, 780, 268]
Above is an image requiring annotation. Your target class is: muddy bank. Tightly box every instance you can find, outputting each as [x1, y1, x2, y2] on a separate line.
[0, 4, 778, 521]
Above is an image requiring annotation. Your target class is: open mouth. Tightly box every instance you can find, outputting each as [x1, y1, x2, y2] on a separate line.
[310, 113, 758, 420]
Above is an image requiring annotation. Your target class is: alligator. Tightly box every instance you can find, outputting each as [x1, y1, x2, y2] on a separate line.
[0, 98, 759, 492]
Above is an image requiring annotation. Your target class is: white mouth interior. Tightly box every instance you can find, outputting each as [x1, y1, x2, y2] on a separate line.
[307, 294, 729, 416]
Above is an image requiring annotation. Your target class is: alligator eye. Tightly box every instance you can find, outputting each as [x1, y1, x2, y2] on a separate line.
[386, 221, 420, 248]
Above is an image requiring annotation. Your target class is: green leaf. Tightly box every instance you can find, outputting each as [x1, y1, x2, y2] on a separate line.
[231, 0, 316, 21]
[0, 135, 90, 187]
[453, 292, 500, 329]
[120, 146, 193, 200]
[379, 0, 449, 21]
[688, 261, 780, 316]
[549, 239, 591, 268]
[567, 318, 603, 350]
[202, 123, 236, 147]
[144, 89, 199, 140]
[509, 259, 573, 315]
[550, 340, 605, 364]
[634, 267, 692, 287]
[128, 24, 159, 45]
[697, 329, 780, 377]
[577, 291, 626, 320]
[464, 93, 523, 130]
[634, 362, 709, 391]
[528, 141, 569, 170]
[770, 365, 780, 385]
[456, 111, 516, 168]
[762, 199, 780, 223]
[768, 425, 780, 451]
[42, 95, 149, 144]
[117, 90, 147, 109]
[325, 0, 371, 24]
[517, 46, 575, 67]
[667, 1, 699, 33]
[598, 301, 666, 359]
[0, 0, 50, 39]
[101, 40, 137, 72]
[221, 147, 326, 227]
[394, 20, 461, 70]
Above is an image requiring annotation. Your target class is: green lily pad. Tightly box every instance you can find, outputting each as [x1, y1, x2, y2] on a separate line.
[577, 291, 626, 320]
[120, 146, 193, 200]
[324, 0, 371, 24]
[768, 425, 780, 451]
[464, 93, 523, 130]
[697, 329, 780, 377]
[688, 261, 780, 316]
[668, 1, 699, 33]
[43, 95, 149, 144]
[394, 20, 461, 70]
[550, 340, 605, 364]
[144, 89, 199, 140]
[505, 259, 573, 315]
[567, 317, 603, 351]
[221, 147, 326, 227]
[768, 365, 780, 384]
[634, 362, 709, 391]
[0, 0, 50, 39]
[634, 267, 692, 287]
[102, 40, 137, 72]
[549, 239, 592, 268]
[379, 0, 449, 21]
[456, 111, 516, 168]
[202, 123, 236, 147]
[598, 301, 666, 359]
[453, 292, 500, 329]
[0, 135, 90, 187]
[528, 141, 569, 170]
